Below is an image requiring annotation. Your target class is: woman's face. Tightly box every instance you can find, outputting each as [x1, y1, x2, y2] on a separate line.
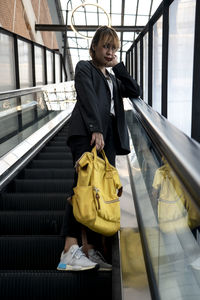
[93, 39, 117, 67]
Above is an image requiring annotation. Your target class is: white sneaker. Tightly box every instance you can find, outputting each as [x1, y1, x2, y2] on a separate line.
[88, 249, 112, 271]
[57, 245, 99, 271]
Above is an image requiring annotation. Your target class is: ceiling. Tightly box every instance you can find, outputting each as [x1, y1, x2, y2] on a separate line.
[59, 0, 162, 70]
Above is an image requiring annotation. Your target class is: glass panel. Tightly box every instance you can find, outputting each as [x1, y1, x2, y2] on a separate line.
[0, 98, 18, 140]
[0, 33, 16, 91]
[35, 45, 45, 85]
[18, 39, 33, 88]
[0, 82, 76, 157]
[167, 0, 196, 137]
[0, 93, 59, 157]
[46, 50, 53, 84]
[125, 107, 200, 299]
[137, 42, 140, 85]
[152, 16, 163, 113]
[20, 93, 36, 127]
[55, 53, 60, 83]
[143, 34, 148, 103]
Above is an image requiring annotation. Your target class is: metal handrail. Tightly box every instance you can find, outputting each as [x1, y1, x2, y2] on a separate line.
[131, 97, 200, 205]
[0, 86, 44, 101]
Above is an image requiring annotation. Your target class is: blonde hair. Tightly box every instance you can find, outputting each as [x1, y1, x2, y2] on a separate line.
[89, 26, 120, 59]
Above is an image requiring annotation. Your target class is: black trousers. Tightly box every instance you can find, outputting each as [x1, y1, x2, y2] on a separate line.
[61, 115, 117, 246]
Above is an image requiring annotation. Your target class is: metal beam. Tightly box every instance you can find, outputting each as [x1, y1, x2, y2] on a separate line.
[35, 24, 144, 32]
[120, 0, 125, 61]
[63, 46, 127, 52]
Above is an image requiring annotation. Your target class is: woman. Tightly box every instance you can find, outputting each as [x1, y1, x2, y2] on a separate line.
[57, 26, 141, 271]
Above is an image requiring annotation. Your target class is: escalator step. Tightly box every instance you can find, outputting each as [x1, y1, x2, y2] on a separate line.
[14, 179, 73, 193]
[29, 160, 73, 168]
[0, 122, 113, 299]
[0, 211, 64, 235]
[51, 136, 67, 141]
[37, 153, 72, 160]
[23, 168, 75, 179]
[47, 141, 67, 146]
[42, 146, 70, 152]
[0, 236, 64, 269]
[0, 193, 68, 210]
[0, 270, 112, 300]
[23, 168, 74, 179]
[57, 132, 68, 136]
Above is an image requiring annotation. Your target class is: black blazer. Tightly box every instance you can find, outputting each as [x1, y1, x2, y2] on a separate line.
[67, 60, 141, 155]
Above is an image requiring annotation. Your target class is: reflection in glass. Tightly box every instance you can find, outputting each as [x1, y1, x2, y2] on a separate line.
[125, 107, 200, 299]
[120, 229, 149, 288]
[153, 159, 188, 233]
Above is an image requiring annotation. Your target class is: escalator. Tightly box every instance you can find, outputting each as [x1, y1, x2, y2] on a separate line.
[0, 122, 112, 300]
[1, 84, 200, 300]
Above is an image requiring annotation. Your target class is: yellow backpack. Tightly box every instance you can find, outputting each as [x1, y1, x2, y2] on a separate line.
[72, 146, 122, 236]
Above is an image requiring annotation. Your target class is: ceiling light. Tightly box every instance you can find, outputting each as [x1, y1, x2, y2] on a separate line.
[70, 2, 111, 40]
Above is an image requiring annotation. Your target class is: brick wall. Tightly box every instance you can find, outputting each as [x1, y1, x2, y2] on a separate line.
[0, 0, 58, 49]
[32, 0, 58, 49]
[0, 0, 17, 33]
[15, 0, 31, 39]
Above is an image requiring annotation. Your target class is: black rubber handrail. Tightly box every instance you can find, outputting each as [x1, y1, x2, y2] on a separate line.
[131, 97, 200, 206]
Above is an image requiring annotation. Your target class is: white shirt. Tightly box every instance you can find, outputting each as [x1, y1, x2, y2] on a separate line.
[106, 76, 115, 116]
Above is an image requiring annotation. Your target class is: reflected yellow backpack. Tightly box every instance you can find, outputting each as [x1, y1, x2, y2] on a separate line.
[153, 163, 188, 232]
[72, 146, 122, 236]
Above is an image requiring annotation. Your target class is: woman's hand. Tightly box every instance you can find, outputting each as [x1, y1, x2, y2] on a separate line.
[106, 54, 118, 68]
[90, 132, 105, 151]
